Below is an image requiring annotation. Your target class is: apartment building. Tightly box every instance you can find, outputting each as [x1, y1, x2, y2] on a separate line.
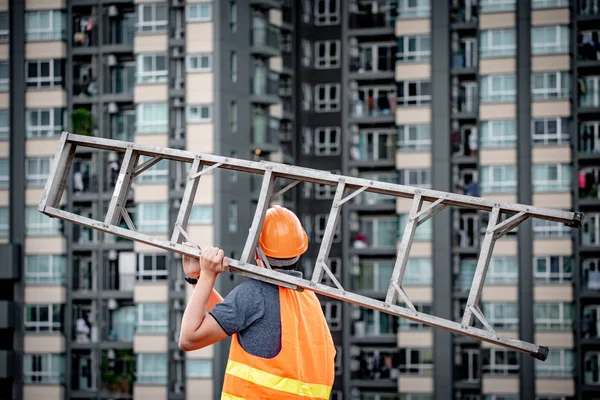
[1, 0, 599, 399]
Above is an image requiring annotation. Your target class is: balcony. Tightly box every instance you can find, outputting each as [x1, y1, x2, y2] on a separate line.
[349, 53, 395, 80]
[105, 63, 135, 103]
[251, 115, 280, 153]
[251, 25, 281, 57]
[350, 134, 397, 168]
[451, 2, 479, 28]
[73, 14, 98, 52]
[101, 349, 134, 395]
[580, 0, 600, 19]
[103, 12, 135, 51]
[103, 300, 135, 344]
[73, 62, 99, 103]
[349, 89, 396, 124]
[103, 257, 136, 296]
[349, 11, 396, 35]
[451, 127, 478, 162]
[250, 71, 280, 104]
[452, 52, 478, 74]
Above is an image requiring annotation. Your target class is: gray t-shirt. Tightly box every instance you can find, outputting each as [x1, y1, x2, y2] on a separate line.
[209, 270, 302, 358]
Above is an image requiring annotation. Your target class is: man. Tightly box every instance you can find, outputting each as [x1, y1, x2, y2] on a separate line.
[178, 205, 336, 399]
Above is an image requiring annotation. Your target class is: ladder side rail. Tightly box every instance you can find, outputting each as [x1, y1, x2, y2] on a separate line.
[461, 207, 501, 328]
[170, 157, 203, 244]
[61, 133, 582, 227]
[239, 169, 276, 264]
[40, 204, 549, 361]
[38, 133, 76, 212]
[385, 194, 423, 306]
[104, 147, 139, 226]
[311, 182, 346, 284]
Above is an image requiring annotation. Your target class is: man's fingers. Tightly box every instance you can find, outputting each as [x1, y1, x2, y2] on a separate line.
[217, 249, 224, 260]
[223, 257, 229, 267]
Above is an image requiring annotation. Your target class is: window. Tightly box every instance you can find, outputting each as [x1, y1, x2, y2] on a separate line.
[580, 76, 600, 108]
[533, 164, 571, 192]
[301, 39, 312, 67]
[403, 258, 433, 285]
[532, 71, 570, 100]
[26, 157, 51, 187]
[0, 207, 6, 237]
[136, 303, 168, 333]
[353, 261, 394, 292]
[137, 254, 167, 281]
[399, 168, 431, 189]
[314, 170, 340, 199]
[25, 10, 66, 41]
[187, 3, 213, 22]
[314, 127, 340, 155]
[480, 0, 516, 13]
[322, 301, 341, 330]
[136, 54, 167, 83]
[397, 80, 431, 106]
[189, 205, 213, 224]
[0, 12, 8, 42]
[136, 103, 168, 133]
[136, 156, 168, 184]
[0, 158, 7, 188]
[358, 308, 399, 335]
[533, 117, 570, 145]
[23, 354, 65, 384]
[0, 109, 7, 139]
[26, 206, 61, 236]
[229, 201, 237, 233]
[532, 25, 569, 55]
[315, 40, 340, 69]
[535, 349, 574, 377]
[480, 120, 516, 148]
[480, 74, 516, 103]
[397, 124, 431, 151]
[398, 0, 431, 19]
[0, 61, 6, 91]
[399, 304, 433, 330]
[229, 0, 237, 32]
[480, 29, 516, 58]
[136, 203, 168, 234]
[25, 255, 67, 285]
[187, 104, 212, 123]
[534, 219, 571, 238]
[534, 302, 573, 330]
[314, 0, 339, 25]
[356, 130, 397, 161]
[482, 349, 519, 375]
[229, 101, 238, 134]
[25, 304, 62, 333]
[26, 60, 63, 89]
[399, 213, 432, 241]
[187, 359, 212, 379]
[482, 302, 518, 329]
[315, 214, 341, 242]
[397, 35, 431, 62]
[584, 352, 600, 385]
[136, 354, 167, 384]
[486, 256, 518, 284]
[399, 348, 434, 374]
[187, 54, 212, 72]
[26, 108, 65, 138]
[229, 51, 238, 82]
[315, 84, 340, 112]
[480, 165, 517, 193]
[532, 0, 569, 8]
[358, 217, 399, 248]
[534, 255, 572, 284]
[136, 4, 168, 33]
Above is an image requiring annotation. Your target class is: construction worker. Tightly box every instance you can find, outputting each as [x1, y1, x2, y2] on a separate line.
[178, 205, 336, 399]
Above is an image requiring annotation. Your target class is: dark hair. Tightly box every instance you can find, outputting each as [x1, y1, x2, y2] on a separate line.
[269, 256, 299, 271]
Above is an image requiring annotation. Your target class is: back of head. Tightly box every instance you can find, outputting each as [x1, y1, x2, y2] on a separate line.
[258, 205, 308, 268]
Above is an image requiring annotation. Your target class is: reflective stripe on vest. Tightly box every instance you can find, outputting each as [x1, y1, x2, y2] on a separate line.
[221, 285, 336, 399]
[224, 359, 331, 399]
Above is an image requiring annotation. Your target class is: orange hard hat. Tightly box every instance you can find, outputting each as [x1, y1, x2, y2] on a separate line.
[258, 205, 308, 259]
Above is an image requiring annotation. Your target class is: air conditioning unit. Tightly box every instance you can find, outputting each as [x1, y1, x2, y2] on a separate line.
[107, 102, 118, 114]
[175, 28, 185, 39]
[174, 280, 184, 291]
[172, 47, 183, 57]
[174, 382, 185, 394]
[107, 55, 117, 66]
[173, 350, 184, 360]
[175, 78, 185, 90]
[173, 299, 184, 310]
[173, 98, 184, 107]
[108, 5, 119, 17]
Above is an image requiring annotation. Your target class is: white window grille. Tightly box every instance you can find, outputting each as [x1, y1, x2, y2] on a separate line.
[532, 117, 570, 145]
[24, 304, 62, 333]
[480, 29, 516, 58]
[137, 254, 168, 281]
[187, 104, 212, 123]
[397, 35, 431, 62]
[532, 25, 570, 55]
[314, 127, 341, 155]
[397, 124, 431, 151]
[534, 255, 572, 284]
[315, 40, 340, 69]
[136, 303, 168, 334]
[136, 103, 168, 133]
[532, 163, 571, 192]
[532, 71, 571, 100]
[480, 120, 516, 148]
[534, 302, 573, 331]
[314, 0, 340, 25]
[480, 74, 516, 103]
[136, 203, 168, 234]
[187, 54, 213, 72]
[136, 54, 168, 83]
[315, 84, 340, 112]
[187, 4, 213, 22]
[480, 165, 517, 193]
[136, 4, 168, 32]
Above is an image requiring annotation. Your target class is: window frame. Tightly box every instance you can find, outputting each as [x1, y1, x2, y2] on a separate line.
[24, 304, 62, 333]
[136, 303, 168, 334]
[26, 59, 63, 89]
[397, 124, 431, 151]
[535, 348, 574, 378]
[25, 10, 66, 42]
[482, 302, 519, 330]
[135, 155, 168, 184]
[137, 254, 168, 282]
[486, 256, 518, 284]
[186, 3, 213, 22]
[314, 83, 341, 112]
[25, 255, 67, 285]
[136, 103, 168, 133]
[136, 353, 168, 384]
[314, 0, 340, 26]
[26, 206, 61, 236]
[189, 205, 213, 225]
[479, 0, 516, 13]
[534, 302, 573, 331]
[26, 108, 65, 138]
[482, 348, 519, 376]
[534, 255, 572, 284]
[480, 165, 517, 194]
[532, 163, 571, 193]
[136, 53, 167, 84]
[534, 219, 572, 238]
[397, 80, 431, 107]
[398, 0, 431, 19]
[399, 168, 432, 189]
[314, 127, 341, 155]
[136, 3, 168, 33]
[356, 129, 397, 161]
[480, 29, 516, 58]
[23, 353, 64, 384]
[532, 117, 570, 145]
[136, 203, 169, 234]
[532, 70, 570, 100]
[186, 104, 213, 123]
[314, 40, 341, 69]
[26, 157, 52, 187]
[532, 25, 570, 55]
[480, 119, 517, 148]
[321, 301, 342, 330]
[397, 35, 431, 62]
[186, 359, 213, 379]
[187, 53, 213, 73]
[480, 74, 516, 103]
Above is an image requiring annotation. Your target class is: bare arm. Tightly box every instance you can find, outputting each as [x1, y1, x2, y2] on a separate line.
[179, 247, 229, 351]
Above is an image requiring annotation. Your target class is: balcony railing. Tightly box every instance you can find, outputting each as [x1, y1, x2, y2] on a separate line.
[251, 116, 279, 148]
[349, 55, 395, 74]
[103, 268, 135, 292]
[252, 25, 281, 50]
[73, 15, 97, 47]
[349, 12, 395, 29]
[106, 65, 135, 95]
[580, 0, 600, 16]
[251, 72, 280, 97]
[104, 15, 135, 46]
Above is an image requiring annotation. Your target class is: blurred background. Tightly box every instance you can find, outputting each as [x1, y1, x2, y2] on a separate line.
[0, 0, 599, 399]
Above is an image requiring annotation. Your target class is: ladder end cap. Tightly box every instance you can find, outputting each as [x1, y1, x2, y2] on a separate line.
[533, 346, 549, 361]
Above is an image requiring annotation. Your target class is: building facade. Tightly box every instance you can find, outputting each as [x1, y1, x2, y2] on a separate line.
[0, 0, 599, 400]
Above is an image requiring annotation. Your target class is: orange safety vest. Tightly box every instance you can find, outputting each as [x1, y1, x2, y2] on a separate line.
[221, 285, 336, 400]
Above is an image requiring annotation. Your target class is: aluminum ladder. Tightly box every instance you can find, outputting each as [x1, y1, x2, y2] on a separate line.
[38, 132, 583, 361]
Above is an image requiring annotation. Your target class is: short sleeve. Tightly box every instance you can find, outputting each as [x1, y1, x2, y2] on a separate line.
[209, 280, 265, 336]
